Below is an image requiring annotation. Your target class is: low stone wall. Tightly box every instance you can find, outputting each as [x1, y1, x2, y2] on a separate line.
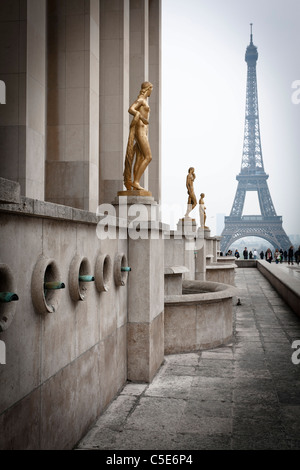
[0, 198, 128, 449]
[256, 261, 300, 317]
[0, 193, 166, 449]
[164, 280, 237, 354]
[206, 264, 236, 286]
[235, 260, 258, 268]
[217, 256, 236, 265]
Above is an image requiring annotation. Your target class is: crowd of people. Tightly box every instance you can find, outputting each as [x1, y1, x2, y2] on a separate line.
[226, 245, 300, 265]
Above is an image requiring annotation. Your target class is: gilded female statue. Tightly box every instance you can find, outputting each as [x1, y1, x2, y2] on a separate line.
[199, 192, 209, 228]
[123, 81, 153, 191]
[184, 167, 197, 218]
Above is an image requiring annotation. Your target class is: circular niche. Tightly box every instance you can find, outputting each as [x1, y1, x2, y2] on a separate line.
[31, 256, 65, 315]
[0, 264, 19, 332]
[114, 253, 130, 287]
[69, 255, 94, 301]
[95, 253, 112, 293]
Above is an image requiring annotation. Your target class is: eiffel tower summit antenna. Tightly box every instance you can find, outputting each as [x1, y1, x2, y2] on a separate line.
[220, 27, 291, 253]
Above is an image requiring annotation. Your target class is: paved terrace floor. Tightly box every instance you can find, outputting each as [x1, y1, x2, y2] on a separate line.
[76, 268, 300, 450]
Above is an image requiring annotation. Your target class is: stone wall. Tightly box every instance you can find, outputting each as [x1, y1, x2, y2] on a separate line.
[0, 200, 128, 449]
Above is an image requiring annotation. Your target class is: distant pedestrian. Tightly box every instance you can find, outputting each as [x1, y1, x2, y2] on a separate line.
[288, 245, 294, 265]
[253, 249, 258, 260]
[265, 248, 273, 263]
[235, 249, 240, 259]
[295, 246, 300, 265]
[260, 250, 264, 260]
[274, 248, 280, 264]
[243, 247, 248, 260]
[279, 249, 284, 263]
[249, 250, 253, 259]
[283, 250, 288, 262]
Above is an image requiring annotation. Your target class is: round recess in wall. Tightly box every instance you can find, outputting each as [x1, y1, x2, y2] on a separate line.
[114, 253, 130, 287]
[0, 264, 19, 332]
[94, 253, 112, 292]
[31, 256, 65, 314]
[69, 255, 94, 301]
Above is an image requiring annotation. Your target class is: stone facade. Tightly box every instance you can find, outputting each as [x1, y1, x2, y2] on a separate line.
[0, 0, 162, 450]
[0, 0, 237, 451]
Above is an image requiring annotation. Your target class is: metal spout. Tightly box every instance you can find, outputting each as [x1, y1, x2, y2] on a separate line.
[79, 275, 95, 282]
[44, 282, 65, 290]
[0, 292, 19, 303]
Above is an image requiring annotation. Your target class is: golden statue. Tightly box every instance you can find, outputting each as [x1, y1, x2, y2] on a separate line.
[184, 167, 197, 218]
[122, 81, 153, 192]
[199, 192, 209, 228]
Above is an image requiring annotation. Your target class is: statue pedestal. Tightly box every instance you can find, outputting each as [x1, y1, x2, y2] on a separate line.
[113, 194, 164, 383]
[112, 194, 159, 222]
[117, 189, 152, 197]
[176, 217, 197, 233]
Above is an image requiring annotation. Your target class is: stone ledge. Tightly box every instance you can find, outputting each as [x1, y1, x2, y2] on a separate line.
[164, 266, 190, 275]
[165, 280, 238, 306]
[0, 177, 21, 204]
[0, 196, 170, 233]
[0, 196, 113, 227]
[0, 196, 98, 225]
[206, 264, 236, 270]
[256, 260, 300, 317]
[235, 259, 257, 268]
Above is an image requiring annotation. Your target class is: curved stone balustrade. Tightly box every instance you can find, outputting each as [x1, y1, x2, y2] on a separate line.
[164, 279, 237, 354]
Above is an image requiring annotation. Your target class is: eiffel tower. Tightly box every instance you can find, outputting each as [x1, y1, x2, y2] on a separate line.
[220, 25, 291, 253]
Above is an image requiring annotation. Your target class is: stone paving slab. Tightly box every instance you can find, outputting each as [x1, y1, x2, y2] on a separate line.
[75, 268, 300, 450]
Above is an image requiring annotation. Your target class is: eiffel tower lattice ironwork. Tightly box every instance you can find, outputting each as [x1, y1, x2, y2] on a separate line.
[220, 25, 291, 253]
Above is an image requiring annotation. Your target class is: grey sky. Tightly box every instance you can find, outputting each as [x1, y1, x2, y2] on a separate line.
[161, 0, 300, 236]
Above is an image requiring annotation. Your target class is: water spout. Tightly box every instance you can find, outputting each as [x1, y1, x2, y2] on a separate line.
[44, 282, 65, 290]
[0, 292, 19, 303]
[79, 275, 95, 282]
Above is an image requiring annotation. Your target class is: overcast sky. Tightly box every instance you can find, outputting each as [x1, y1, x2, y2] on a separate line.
[160, 0, 300, 237]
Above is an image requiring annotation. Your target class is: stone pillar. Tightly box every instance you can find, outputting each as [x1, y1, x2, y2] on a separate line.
[195, 228, 207, 281]
[99, 0, 129, 204]
[164, 229, 196, 282]
[148, 0, 161, 204]
[46, 0, 100, 211]
[129, 0, 149, 190]
[126, 215, 164, 383]
[0, 0, 47, 200]
[212, 237, 219, 263]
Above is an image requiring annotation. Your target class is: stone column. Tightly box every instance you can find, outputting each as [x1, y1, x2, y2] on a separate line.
[212, 237, 219, 263]
[129, 0, 149, 191]
[148, 0, 161, 204]
[0, 0, 47, 200]
[99, 0, 130, 204]
[195, 228, 206, 281]
[164, 228, 196, 282]
[46, 0, 100, 212]
[127, 217, 164, 383]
